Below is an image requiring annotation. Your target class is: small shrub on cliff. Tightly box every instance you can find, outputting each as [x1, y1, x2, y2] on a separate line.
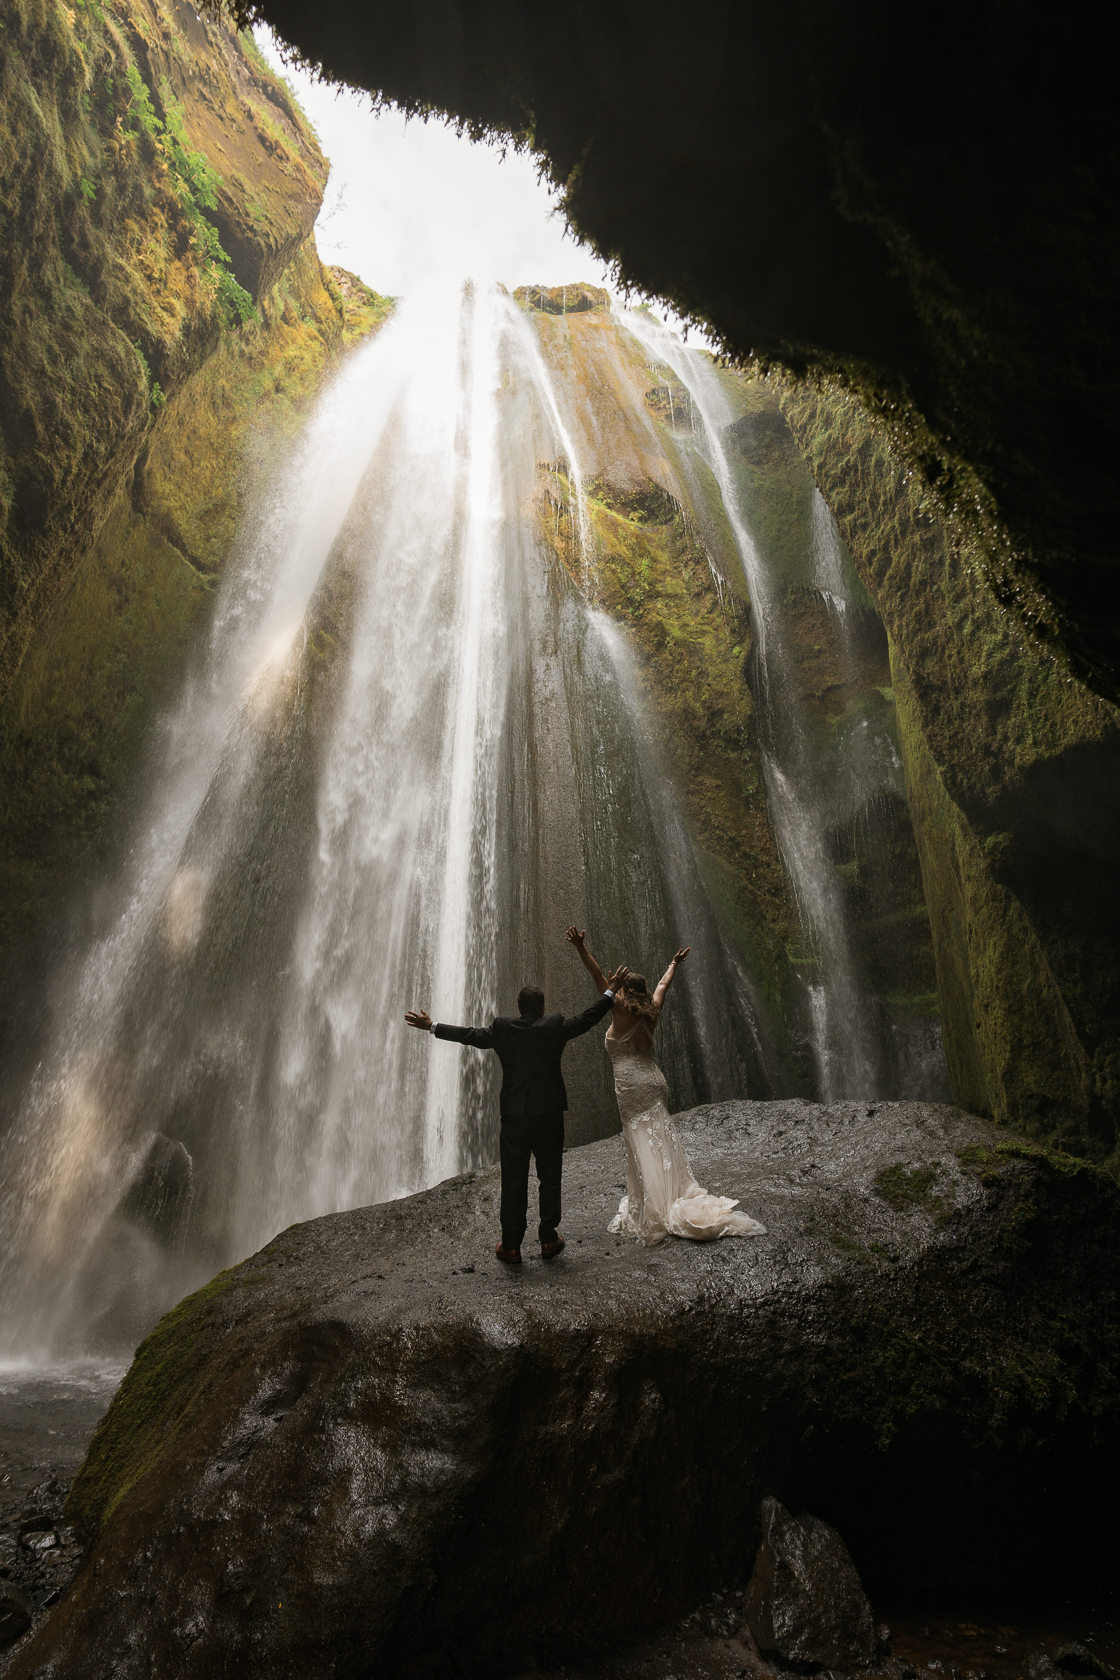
[121, 65, 255, 327]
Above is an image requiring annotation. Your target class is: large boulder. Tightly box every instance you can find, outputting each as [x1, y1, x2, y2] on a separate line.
[744, 1496, 877, 1668]
[13, 1099, 1120, 1679]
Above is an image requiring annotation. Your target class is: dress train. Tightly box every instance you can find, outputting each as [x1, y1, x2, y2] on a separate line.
[605, 1022, 766, 1246]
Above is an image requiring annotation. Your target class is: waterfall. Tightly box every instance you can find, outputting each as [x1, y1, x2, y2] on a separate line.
[0, 280, 764, 1363]
[618, 307, 935, 1100]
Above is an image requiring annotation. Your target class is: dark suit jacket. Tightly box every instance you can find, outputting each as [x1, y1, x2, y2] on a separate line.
[434, 992, 613, 1117]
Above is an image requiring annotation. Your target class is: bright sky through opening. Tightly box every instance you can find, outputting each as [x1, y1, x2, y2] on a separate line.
[255, 30, 617, 299]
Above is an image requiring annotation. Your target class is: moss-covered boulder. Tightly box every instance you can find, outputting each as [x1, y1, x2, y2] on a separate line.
[11, 1098, 1119, 1677]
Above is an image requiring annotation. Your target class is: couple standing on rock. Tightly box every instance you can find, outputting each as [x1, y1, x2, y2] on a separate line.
[405, 927, 766, 1263]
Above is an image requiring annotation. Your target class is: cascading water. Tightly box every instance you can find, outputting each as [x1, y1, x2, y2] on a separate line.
[0, 280, 765, 1362]
[618, 307, 946, 1101]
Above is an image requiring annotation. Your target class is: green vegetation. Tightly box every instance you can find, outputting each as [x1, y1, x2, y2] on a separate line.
[957, 1137, 1108, 1185]
[0, 0, 339, 705]
[133, 69, 256, 326]
[327, 264, 396, 347]
[67, 1269, 239, 1534]
[874, 1161, 949, 1222]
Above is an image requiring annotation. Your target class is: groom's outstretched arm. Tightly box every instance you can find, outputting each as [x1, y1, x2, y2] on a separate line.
[433, 1022, 497, 1050]
[405, 1009, 496, 1049]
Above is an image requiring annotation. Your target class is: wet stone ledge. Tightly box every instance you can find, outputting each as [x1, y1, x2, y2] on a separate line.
[10, 1100, 1120, 1679]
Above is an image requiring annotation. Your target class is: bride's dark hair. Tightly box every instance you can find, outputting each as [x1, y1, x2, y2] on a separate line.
[617, 972, 659, 1024]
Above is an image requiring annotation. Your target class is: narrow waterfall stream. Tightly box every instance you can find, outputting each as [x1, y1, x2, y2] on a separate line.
[619, 308, 946, 1101]
[0, 281, 765, 1363]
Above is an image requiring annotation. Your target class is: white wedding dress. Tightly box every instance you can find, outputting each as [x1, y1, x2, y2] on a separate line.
[605, 1021, 767, 1246]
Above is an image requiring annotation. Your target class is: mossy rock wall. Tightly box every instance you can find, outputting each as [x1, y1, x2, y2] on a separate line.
[775, 376, 1120, 1159]
[0, 257, 392, 1030]
[718, 376, 938, 1046]
[0, 0, 394, 1062]
[0, 0, 329, 704]
[522, 305, 796, 1070]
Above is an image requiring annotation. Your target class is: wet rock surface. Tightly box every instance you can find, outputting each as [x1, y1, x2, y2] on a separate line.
[0, 1585, 31, 1656]
[12, 1099, 1120, 1679]
[745, 1496, 878, 1668]
[514, 283, 611, 314]
[0, 1480, 81, 1665]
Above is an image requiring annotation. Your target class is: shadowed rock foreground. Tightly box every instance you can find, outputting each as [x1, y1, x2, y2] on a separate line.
[14, 1100, 1120, 1679]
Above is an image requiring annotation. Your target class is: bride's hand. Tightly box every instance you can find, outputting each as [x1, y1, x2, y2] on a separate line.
[672, 946, 691, 966]
[565, 926, 586, 948]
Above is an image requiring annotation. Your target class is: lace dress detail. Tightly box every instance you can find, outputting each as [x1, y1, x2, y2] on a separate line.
[605, 1022, 766, 1247]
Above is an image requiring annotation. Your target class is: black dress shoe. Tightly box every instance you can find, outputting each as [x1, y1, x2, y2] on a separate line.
[540, 1235, 566, 1259]
[495, 1242, 522, 1264]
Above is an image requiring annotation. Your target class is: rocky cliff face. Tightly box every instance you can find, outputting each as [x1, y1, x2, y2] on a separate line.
[511, 291, 1118, 1151]
[521, 296, 800, 1075]
[774, 376, 1120, 1161]
[10, 1101, 1120, 1677]
[520, 295, 941, 1094]
[0, 0, 391, 1042]
[0, 0, 324, 699]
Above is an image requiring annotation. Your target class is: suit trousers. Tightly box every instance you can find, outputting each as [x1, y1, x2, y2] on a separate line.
[499, 1109, 564, 1249]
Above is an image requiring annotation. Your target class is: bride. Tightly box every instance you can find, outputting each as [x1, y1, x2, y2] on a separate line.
[565, 927, 766, 1246]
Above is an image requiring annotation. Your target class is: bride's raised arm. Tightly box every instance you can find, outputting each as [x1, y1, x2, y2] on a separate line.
[565, 926, 610, 994]
[653, 946, 691, 1009]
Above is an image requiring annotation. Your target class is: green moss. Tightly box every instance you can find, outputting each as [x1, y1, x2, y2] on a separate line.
[875, 1162, 949, 1222]
[66, 1270, 238, 1535]
[957, 1138, 1107, 1184]
[328, 265, 396, 347]
[0, 0, 334, 703]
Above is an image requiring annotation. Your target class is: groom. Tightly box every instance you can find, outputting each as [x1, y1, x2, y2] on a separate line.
[405, 959, 627, 1264]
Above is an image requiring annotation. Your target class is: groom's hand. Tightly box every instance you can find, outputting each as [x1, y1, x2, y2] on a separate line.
[605, 964, 629, 990]
[405, 1009, 433, 1031]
